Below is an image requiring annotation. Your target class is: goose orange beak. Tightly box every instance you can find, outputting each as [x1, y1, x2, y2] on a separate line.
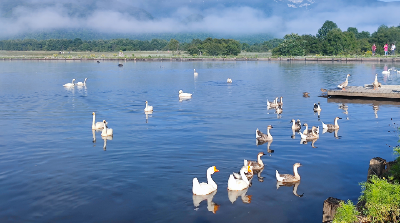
[247, 166, 252, 173]
[214, 166, 219, 172]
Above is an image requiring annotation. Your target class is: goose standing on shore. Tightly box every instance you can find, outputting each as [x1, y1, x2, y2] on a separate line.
[256, 125, 273, 142]
[276, 163, 302, 183]
[193, 166, 219, 195]
[76, 78, 87, 86]
[144, 101, 153, 112]
[63, 79, 75, 87]
[322, 117, 342, 130]
[338, 74, 351, 91]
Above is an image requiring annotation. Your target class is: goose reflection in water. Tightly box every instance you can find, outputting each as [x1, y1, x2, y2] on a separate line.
[193, 190, 220, 214]
[373, 104, 379, 118]
[256, 140, 274, 155]
[300, 138, 318, 148]
[92, 130, 96, 143]
[145, 111, 153, 123]
[102, 135, 113, 151]
[276, 181, 304, 198]
[338, 103, 349, 120]
[314, 110, 321, 121]
[254, 167, 265, 182]
[228, 188, 252, 204]
[322, 128, 340, 139]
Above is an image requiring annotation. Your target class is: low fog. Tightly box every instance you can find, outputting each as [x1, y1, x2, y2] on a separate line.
[0, 0, 399, 38]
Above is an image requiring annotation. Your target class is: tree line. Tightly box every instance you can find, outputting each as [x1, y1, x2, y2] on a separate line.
[272, 20, 400, 56]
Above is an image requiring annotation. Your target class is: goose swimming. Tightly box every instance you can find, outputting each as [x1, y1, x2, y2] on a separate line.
[92, 112, 106, 130]
[144, 101, 153, 112]
[179, 90, 192, 98]
[193, 166, 219, 195]
[256, 125, 273, 142]
[76, 78, 87, 86]
[63, 79, 75, 87]
[322, 117, 342, 130]
[233, 164, 253, 181]
[276, 163, 302, 183]
[277, 96, 283, 106]
[194, 69, 198, 76]
[101, 120, 113, 137]
[227, 78, 232, 83]
[245, 152, 266, 171]
[291, 119, 301, 131]
[228, 166, 252, 190]
[382, 68, 391, 75]
[299, 126, 319, 140]
[338, 74, 351, 90]
[267, 98, 279, 108]
[313, 102, 321, 112]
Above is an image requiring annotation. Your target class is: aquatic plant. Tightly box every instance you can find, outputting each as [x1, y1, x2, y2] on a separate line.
[332, 200, 358, 223]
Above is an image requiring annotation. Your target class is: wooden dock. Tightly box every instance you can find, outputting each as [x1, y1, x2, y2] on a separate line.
[327, 85, 400, 99]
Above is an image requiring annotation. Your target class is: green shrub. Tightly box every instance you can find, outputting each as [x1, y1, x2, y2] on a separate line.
[333, 200, 358, 223]
[359, 175, 400, 222]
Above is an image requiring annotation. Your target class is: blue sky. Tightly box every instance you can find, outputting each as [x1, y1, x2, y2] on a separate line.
[1, 0, 400, 37]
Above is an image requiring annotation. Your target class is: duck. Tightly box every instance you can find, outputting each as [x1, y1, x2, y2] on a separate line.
[101, 120, 113, 137]
[303, 92, 310, 97]
[320, 88, 327, 93]
[313, 102, 322, 111]
[276, 163, 302, 182]
[267, 98, 279, 108]
[76, 78, 87, 86]
[179, 90, 192, 98]
[227, 78, 232, 83]
[245, 152, 266, 170]
[92, 112, 106, 130]
[256, 125, 273, 142]
[144, 101, 153, 112]
[194, 69, 198, 76]
[118, 63, 123, 67]
[291, 119, 301, 131]
[63, 79, 75, 87]
[192, 166, 219, 195]
[322, 117, 342, 130]
[372, 73, 382, 90]
[337, 74, 351, 91]
[382, 68, 391, 75]
[299, 126, 319, 140]
[228, 166, 252, 190]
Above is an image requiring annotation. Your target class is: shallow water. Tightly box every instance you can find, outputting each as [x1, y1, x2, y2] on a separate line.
[0, 60, 399, 222]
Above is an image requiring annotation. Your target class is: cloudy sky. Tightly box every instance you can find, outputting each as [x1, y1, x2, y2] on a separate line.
[1, 0, 400, 38]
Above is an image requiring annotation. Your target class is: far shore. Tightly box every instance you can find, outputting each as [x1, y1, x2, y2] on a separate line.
[1, 50, 400, 63]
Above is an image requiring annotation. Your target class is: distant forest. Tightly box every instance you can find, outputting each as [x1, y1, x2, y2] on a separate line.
[1, 21, 400, 56]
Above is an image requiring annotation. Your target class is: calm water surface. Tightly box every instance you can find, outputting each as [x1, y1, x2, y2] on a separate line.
[0, 60, 399, 222]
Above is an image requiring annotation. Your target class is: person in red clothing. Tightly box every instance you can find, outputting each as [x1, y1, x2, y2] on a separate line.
[372, 44, 376, 56]
[384, 43, 388, 56]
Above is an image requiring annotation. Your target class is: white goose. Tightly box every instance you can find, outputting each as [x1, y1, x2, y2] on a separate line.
[313, 102, 322, 112]
[192, 166, 219, 195]
[322, 117, 342, 130]
[76, 78, 87, 86]
[291, 119, 301, 131]
[194, 69, 198, 76]
[227, 78, 232, 83]
[382, 68, 391, 75]
[144, 101, 153, 112]
[179, 90, 192, 98]
[101, 120, 113, 137]
[92, 112, 106, 130]
[63, 79, 75, 87]
[228, 166, 252, 190]
[276, 163, 302, 182]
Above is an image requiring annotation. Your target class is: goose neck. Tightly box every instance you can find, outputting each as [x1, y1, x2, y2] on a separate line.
[293, 166, 300, 180]
[207, 172, 217, 189]
[240, 169, 250, 185]
[257, 155, 264, 166]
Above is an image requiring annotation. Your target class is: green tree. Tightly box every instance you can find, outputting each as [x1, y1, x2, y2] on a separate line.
[317, 20, 339, 39]
[321, 29, 357, 55]
[166, 39, 179, 52]
[272, 33, 306, 56]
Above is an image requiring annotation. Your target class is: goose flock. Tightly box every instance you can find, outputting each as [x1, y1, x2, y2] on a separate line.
[63, 78, 88, 87]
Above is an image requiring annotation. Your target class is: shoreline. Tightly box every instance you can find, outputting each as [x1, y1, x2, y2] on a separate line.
[2, 57, 400, 62]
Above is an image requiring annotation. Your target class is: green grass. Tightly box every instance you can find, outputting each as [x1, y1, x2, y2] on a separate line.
[333, 200, 358, 223]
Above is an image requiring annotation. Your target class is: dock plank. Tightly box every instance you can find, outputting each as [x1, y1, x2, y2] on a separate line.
[328, 86, 400, 98]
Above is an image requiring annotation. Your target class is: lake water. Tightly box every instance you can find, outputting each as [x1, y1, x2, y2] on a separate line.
[0, 60, 399, 222]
